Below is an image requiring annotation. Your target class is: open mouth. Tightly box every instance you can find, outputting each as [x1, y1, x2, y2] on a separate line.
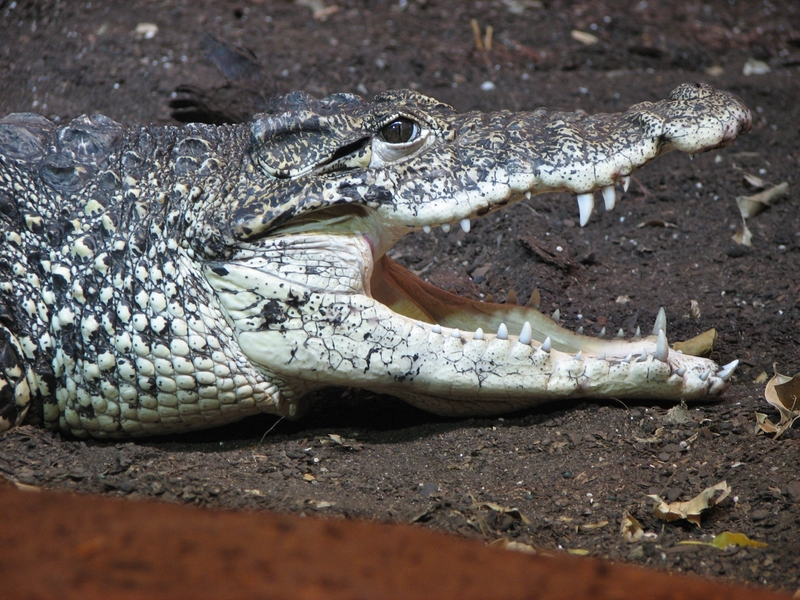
[267, 187, 734, 374]
[207, 82, 751, 418]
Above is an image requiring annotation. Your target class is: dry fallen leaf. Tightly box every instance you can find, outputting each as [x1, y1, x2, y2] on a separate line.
[754, 371, 769, 384]
[762, 366, 800, 438]
[679, 531, 768, 550]
[755, 411, 779, 435]
[666, 400, 692, 425]
[648, 481, 731, 527]
[736, 182, 789, 219]
[732, 215, 753, 246]
[571, 30, 599, 45]
[476, 502, 532, 525]
[620, 512, 644, 543]
[742, 172, 768, 189]
[673, 328, 717, 357]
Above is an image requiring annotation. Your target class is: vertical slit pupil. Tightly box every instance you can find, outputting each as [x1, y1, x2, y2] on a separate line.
[380, 118, 416, 144]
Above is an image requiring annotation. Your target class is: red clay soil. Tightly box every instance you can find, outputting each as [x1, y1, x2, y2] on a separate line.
[0, 483, 789, 600]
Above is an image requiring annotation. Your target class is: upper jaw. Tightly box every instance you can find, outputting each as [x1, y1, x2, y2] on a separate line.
[371, 83, 752, 232]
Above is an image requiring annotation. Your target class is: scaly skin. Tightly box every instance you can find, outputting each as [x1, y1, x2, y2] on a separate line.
[0, 83, 751, 438]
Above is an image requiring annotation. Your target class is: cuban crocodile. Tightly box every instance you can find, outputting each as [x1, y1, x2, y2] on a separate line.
[0, 83, 751, 438]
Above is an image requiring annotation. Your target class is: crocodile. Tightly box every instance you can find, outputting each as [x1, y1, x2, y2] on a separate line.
[0, 83, 751, 438]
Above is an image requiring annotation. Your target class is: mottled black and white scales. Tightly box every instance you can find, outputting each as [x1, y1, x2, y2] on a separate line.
[0, 85, 751, 437]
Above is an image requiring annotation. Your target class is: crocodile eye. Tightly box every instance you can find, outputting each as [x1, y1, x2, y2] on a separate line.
[379, 118, 418, 144]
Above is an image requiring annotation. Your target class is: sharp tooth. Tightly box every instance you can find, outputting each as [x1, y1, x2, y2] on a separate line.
[700, 368, 710, 381]
[688, 153, 694, 161]
[485, 293, 495, 303]
[524, 191, 531, 200]
[519, 322, 532, 345]
[638, 349, 647, 362]
[676, 367, 686, 376]
[601, 185, 616, 210]
[526, 288, 541, 309]
[460, 218, 471, 233]
[574, 351, 582, 361]
[633, 326, 641, 339]
[576, 326, 584, 335]
[441, 223, 451, 233]
[718, 359, 739, 381]
[506, 290, 518, 305]
[423, 225, 432, 234]
[577, 193, 595, 227]
[551, 308, 560, 322]
[474, 327, 485, 341]
[652, 307, 667, 335]
[497, 323, 508, 340]
[654, 329, 669, 362]
[621, 176, 631, 192]
[432, 324, 442, 334]
[599, 327, 606, 338]
[541, 336, 551, 353]
[617, 328, 625, 339]
[623, 354, 633, 363]
[451, 328, 461, 338]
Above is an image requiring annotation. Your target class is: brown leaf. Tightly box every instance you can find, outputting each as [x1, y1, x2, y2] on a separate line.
[648, 481, 731, 527]
[763, 366, 800, 438]
[736, 181, 789, 219]
[673, 328, 717, 358]
[517, 235, 578, 271]
[620, 512, 644, 543]
[742, 172, 768, 189]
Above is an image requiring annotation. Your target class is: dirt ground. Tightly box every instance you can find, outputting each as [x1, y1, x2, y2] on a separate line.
[1, 0, 799, 594]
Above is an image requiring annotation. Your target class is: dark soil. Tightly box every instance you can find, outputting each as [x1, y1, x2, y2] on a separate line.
[1, 0, 799, 594]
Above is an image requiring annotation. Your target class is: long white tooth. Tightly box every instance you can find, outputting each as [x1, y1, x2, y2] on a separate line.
[423, 225, 432, 234]
[654, 329, 669, 362]
[633, 326, 641, 339]
[623, 354, 633, 363]
[441, 223, 451, 233]
[601, 185, 616, 211]
[700, 368, 710, 381]
[524, 191, 531, 200]
[518, 322, 532, 345]
[474, 327, 484, 341]
[460, 218, 471, 233]
[718, 359, 739, 381]
[577, 193, 595, 227]
[638, 349, 648, 362]
[551, 308, 560, 323]
[574, 351, 582, 361]
[621, 175, 631, 192]
[617, 328, 625, 339]
[451, 328, 461, 338]
[576, 326, 584, 335]
[541, 336, 551, 353]
[599, 327, 606, 338]
[652, 307, 667, 335]
[432, 324, 442, 334]
[497, 323, 508, 340]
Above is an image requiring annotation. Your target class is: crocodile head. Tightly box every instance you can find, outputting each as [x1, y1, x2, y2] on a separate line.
[0, 83, 751, 437]
[203, 82, 750, 419]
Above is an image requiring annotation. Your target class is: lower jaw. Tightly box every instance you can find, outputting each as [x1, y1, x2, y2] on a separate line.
[370, 255, 715, 359]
